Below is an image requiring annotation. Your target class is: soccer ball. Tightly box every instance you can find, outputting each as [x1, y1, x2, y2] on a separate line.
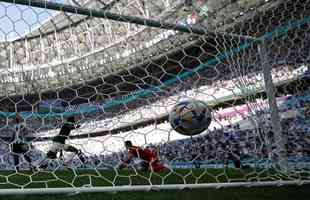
[169, 99, 212, 136]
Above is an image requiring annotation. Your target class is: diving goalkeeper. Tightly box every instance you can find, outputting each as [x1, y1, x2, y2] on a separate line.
[118, 141, 167, 172]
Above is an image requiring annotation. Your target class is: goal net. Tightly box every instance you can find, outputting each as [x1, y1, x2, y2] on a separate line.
[0, 0, 309, 195]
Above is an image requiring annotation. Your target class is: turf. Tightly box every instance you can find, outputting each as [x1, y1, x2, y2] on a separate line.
[0, 168, 309, 200]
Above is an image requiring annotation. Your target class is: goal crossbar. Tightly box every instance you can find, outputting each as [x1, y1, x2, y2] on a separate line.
[0, 180, 309, 195]
[0, 0, 255, 41]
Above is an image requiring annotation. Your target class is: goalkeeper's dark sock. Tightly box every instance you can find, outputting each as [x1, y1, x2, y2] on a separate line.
[37, 158, 49, 169]
[77, 150, 86, 163]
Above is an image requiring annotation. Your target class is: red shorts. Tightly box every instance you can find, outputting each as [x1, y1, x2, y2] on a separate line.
[141, 160, 167, 172]
[151, 161, 167, 172]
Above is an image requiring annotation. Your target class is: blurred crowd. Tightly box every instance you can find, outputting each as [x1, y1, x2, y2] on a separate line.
[0, 62, 307, 135]
[0, 98, 308, 170]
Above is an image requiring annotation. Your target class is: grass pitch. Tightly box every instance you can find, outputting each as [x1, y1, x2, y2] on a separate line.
[0, 168, 309, 200]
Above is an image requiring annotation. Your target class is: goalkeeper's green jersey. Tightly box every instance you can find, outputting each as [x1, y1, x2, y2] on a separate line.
[52, 122, 76, 144]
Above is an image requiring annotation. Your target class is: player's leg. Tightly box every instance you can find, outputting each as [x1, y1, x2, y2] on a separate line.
[37, 143, 60, 169]
[11, 143, 22, 171]
[46, 143, 62, 159]
[63, 145, 85, 163]
[59, 149, 64, 162]
[140, 161, 150, 171]
[223, 153, 229, 168]
[224, 158, 229, 167]
[232, 157, 241, 168]
[23, 153, 34, 171]
[229, 152, 241, 168]
[18, 143, 34, 171]
[150, 160, 167, 172]
[13, 154, 20, 171]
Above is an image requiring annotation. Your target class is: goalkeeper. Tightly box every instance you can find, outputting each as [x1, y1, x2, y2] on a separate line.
[118, 141, 167, 172]
[45, 116, 85, 164]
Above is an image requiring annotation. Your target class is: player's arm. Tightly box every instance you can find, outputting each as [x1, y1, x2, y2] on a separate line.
[75, 124, 81, 129]
[118, 153, 134, 169]
[15, 112, 22, 124]
[65, 117, 81, 130]
[67, 122, 80, 130]
[71, 122, 81, 129]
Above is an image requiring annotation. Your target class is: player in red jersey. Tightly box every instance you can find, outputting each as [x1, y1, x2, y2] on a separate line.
[118, 141, 167, 172]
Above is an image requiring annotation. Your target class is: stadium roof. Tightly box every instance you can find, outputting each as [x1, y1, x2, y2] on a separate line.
[0, 0, 292, 99]
[16, 0, 120, 40]
[0, 0, 191, 93]
[7, 0, 178, 41]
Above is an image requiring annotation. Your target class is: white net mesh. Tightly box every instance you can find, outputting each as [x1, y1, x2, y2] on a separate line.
[0, 0, 309, 193]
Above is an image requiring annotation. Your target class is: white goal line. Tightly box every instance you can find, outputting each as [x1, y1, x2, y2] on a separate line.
[0, 180, 309, 195]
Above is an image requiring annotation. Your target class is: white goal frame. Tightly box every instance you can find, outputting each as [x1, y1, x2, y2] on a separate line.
[0, 180, 309, 195]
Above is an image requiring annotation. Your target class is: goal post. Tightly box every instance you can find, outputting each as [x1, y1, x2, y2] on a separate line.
[258, 38, 287, 169]
[0, 0, 309, 197]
